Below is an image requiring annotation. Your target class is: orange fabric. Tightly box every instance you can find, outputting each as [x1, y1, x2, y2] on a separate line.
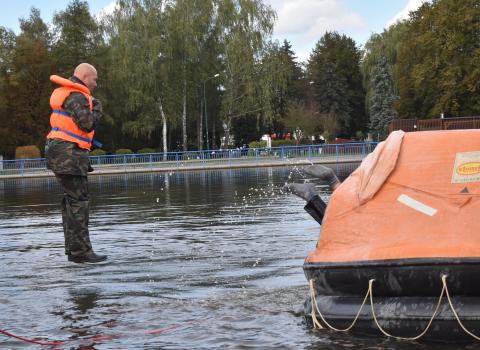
[357, 130, 404, 205]
[306, 130, 480, 263]
[47, 75, 94, 150]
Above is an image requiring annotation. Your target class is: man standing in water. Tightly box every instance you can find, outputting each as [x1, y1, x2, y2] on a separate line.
[45, 63, 107, 263]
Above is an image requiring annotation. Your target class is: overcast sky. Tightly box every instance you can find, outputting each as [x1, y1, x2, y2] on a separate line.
[2, 0, 429, 62]
[266, 0, 429, 61]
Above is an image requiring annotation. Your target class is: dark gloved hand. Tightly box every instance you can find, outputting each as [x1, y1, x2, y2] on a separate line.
[283, 182, 317, 201]
[304, 165, 340, 190]
[88, 163, 94, 172]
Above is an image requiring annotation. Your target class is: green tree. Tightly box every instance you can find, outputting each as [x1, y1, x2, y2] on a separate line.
[275, 40, 305, 115]
[230, 40, 295, 146]
[270, 40, 306, 132]
[6, 8, 53, 157]
[369, 54, 398, 140]
[307, 32, 366, 138]
[361, 23, 406, 117]
[215, 0, 290, 147]
[51, 0, 103, 76]
[395, 0, 480, 118]
[282, 101, 318, 139]
[0, 27, 16, 157]
[103, 0, 170, 154]
[309, 54, 349, 136]
[163, 0, 216, 151]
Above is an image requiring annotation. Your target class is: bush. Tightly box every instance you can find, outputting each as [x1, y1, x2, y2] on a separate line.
[355, 131, 365, 141]
[15, 145, 41, 159]
[137, 148, 157, 154]
[248, 139, 313, 149]
[248, 141, 267, 148]
[300, 138, 314, 145]
[115, 148, 134, 155]
[272, 139, 298, 147]
[90, 149, 107, 156]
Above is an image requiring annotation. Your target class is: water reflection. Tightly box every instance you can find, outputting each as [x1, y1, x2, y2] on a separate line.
[69, 289, 99, 314]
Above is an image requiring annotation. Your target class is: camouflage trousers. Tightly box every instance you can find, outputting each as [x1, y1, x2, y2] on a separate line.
[55, 174, 93, 256]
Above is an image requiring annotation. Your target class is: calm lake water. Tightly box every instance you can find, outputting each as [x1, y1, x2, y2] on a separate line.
[0, 166, 477, 349]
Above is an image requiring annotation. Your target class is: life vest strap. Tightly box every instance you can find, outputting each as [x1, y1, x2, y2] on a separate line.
[52, 109, 70, 117]
[51, 127, 103, 148]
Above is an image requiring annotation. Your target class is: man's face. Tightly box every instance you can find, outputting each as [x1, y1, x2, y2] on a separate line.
[83, 71, 98, 92]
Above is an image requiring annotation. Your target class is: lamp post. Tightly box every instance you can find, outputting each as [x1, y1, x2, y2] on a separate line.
[203, 73, 220, 150]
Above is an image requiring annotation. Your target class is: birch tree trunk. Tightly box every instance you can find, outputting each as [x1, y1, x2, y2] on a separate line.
[158, 97, 168, 160]
[197, 97, 203, 150]
[222, 117, 231, 149]
[212, 119, 216, 149]
[182, 76, 187, 151]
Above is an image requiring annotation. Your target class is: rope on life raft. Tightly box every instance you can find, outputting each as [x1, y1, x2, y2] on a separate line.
[309, 275, 480, 341]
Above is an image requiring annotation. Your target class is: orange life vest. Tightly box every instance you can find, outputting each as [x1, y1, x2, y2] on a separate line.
[47, 75, 97, 150]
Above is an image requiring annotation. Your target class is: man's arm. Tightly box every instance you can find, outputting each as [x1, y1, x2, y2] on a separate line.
[63, 92, 102, 132]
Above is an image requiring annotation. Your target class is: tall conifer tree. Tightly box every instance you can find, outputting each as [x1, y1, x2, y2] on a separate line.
[369, 54, 398, 140]
[307, 32, 365, 138]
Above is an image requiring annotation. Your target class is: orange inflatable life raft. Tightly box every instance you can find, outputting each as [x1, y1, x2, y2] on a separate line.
[303, 129, 480, 342]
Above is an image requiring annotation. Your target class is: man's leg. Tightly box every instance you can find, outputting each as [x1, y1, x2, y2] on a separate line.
[55, 174, 93, 257]
[61, 196, 69, 253]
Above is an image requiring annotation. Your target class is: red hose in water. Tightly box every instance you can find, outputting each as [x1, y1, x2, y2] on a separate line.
[0, 320, 201, 346]
[0, 328, 64, 346]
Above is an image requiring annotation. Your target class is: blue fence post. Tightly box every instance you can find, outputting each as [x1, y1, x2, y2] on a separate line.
[123, 155, 127, 172]
[21, 159, 25, 176]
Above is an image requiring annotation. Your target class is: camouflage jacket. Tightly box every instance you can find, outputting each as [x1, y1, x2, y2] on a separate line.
[45, 76, 102, 176]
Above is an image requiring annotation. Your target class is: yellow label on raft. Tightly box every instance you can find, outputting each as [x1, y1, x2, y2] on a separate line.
[452, 151, 480, 183]
[457, 162, 480, 175]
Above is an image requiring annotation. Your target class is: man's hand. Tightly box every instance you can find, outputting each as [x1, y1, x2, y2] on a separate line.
[92, 98, 102, 113]
[92, 98, 102, 128]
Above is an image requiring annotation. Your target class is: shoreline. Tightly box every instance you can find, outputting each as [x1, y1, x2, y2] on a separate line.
[0, 156, 363, 180]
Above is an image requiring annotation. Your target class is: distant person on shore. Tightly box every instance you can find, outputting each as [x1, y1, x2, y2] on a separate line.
[284, 165, 340, 224]
[44, 63, 107, 264]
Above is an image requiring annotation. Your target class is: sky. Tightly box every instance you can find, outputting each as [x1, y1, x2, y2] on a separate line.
[1, 0, 428, 62]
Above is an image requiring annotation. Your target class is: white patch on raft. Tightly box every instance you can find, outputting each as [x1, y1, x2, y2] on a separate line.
[397, 194, 438, 217]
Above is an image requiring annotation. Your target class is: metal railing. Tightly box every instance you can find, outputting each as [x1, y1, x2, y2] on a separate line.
[0, 142, 377, 178]
[389, 116, 480, 133]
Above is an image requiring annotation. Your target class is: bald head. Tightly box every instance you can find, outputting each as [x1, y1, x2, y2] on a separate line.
[73, 63, 98, 92]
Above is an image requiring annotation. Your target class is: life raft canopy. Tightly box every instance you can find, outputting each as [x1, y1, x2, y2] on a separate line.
[306, 129, 480, 263]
